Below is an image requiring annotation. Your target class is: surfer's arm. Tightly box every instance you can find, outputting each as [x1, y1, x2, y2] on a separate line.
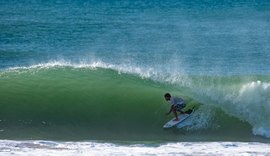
[165, 105, 174, 115]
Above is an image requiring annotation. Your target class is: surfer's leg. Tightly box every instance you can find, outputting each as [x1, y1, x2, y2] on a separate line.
[172, 108, 179, 121]
[177, 104, 186, 114]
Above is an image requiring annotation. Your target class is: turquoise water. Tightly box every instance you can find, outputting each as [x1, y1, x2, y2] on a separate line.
[1, 1, 270, 74]
[1, 0, 270, 143]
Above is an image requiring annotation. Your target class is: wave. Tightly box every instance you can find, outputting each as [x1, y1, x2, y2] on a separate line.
[0, 61, 269, 140]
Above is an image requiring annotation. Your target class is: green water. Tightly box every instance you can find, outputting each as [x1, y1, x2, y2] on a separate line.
[1, 67, 268, 142]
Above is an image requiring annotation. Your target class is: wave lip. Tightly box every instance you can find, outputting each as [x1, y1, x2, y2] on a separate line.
[4, 59, 191, 86]
[5, 60, 158, 79]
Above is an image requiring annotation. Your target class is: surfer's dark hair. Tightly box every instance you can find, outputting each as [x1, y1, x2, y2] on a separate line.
[164, 93, 171, 98]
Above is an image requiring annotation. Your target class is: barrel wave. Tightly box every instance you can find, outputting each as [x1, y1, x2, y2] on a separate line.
[0, 61, 269, 141]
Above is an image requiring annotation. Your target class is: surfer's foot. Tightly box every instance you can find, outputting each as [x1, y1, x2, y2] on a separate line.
[173, 118, 179, 121]
[185, 109, 192, 114]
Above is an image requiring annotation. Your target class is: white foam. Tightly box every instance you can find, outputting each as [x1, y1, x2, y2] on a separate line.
[253, 127, 270, 139]
[0, 140, 270, 156]
[181, 105, 215, 130]
[193, 80, 270, 138]
[233, 81, 270, 138]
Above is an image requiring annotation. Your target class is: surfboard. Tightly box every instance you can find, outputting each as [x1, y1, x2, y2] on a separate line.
[163, 109, 195, 129]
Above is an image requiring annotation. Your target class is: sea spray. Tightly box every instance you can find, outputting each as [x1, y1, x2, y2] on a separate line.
[187, 77, 270, 138]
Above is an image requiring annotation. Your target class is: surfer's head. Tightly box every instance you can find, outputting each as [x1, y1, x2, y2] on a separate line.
[164, 93, 171, 101]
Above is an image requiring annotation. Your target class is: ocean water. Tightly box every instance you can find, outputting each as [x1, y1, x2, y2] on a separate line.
[1, 0, 270, 155]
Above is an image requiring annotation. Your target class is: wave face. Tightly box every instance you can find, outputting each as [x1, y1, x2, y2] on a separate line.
[0, 62, 269, 141]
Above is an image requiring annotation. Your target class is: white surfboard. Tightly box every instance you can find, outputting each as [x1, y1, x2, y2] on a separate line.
[163, 109, 195, 128]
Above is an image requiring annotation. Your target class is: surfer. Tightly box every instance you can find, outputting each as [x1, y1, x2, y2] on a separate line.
[164, 93, 186, 121]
